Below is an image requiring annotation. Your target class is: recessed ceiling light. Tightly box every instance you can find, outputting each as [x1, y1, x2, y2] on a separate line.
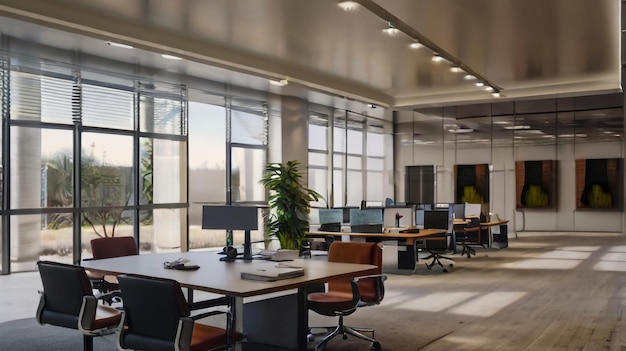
[161, 54, 181, 60]
[367, 103, 377, 108]
[448, 128, 474, 134]
[107, 41, 134, 49]
[492, 92, 501, 98]
[475, 82, 485, 87]
[449, 66, 463, 73]
[485, 86, 494, 92]
[382, 23, 400, 36]
[464, 74, 476, 80]
[432, 54, 445, 62]
[503, 125, 531, 130]
[409, 42, 424, 49]
[269, 79, 288, 86]
[337, 1, 359, 11]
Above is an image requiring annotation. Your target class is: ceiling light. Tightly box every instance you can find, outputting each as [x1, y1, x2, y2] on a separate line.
[475, 82, 485, 87]
[449, 66, 464, 73]
[485, 86, 494, 92]
[464, 74, 476, 80]
[269, 79, 288, 86]
[432, 54, 445, 62]
[409, 42, 424, 49]
[382, 22, 400, 36]
[107, 41, 134, 49]
[492, 92, 501, 98]
[337, 1, 360, 11]
[161, 54, 181, 60]
[367, 103, 377, 108]
[448, 128, 474, 134]
[503, 125, 531, 130]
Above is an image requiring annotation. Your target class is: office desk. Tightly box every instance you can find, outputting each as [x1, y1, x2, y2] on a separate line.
[82, 251, 376, 351]
[453, 219, 510, 249]
[480, 220, 510, 247]
[307, 229, 446, 272]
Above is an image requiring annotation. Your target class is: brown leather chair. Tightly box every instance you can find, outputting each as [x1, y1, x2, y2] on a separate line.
[36, 261, 122, 351]
[307, 241, 384, 351]
[117, 274, 239, 351]
[87, 236, 138, 293]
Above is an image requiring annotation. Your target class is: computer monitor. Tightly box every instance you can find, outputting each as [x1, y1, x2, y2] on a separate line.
[318, 208, 343, 224]
[423, 209, 451, 231]
[349, 208, 383, 226]
[202, 205, 258, 260]
[383, 205, 415, 228]
[464, 203, 482, 217]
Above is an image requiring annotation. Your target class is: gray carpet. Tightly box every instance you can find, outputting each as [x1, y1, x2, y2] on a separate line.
[0, 318, 118, 350]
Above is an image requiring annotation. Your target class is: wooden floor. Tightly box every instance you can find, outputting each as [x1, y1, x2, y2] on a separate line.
[4, 232, 626, 351]
[309, 231, 626, 351]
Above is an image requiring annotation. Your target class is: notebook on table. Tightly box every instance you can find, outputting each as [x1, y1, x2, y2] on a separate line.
[240, 263, 304, 282]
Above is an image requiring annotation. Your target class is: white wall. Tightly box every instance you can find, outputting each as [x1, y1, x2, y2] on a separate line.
[396, 138, 624, 233]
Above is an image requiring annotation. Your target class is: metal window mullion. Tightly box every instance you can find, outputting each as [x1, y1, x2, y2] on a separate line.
[133, 88, 141, 247]
[225, 95, 232, 246]
[71, 69, 82, 264]
[1, 52, 10, 274]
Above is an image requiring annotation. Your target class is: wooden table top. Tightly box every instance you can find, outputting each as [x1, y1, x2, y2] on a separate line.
[82, 251, 377, 298]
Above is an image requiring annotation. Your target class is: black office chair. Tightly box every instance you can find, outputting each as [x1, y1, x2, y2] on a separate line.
[117, 274, 238, 351]
[36, 260, 122, 351]
[307, 242, 385, 351]
[455, 217, 484, 258]
[422, 231, 455, 272]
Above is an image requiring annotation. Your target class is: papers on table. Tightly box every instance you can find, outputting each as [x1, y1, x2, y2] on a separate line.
[240, 262, 304, 282]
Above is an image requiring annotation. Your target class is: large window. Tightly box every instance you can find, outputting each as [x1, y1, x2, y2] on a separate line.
[313, 109, 392, 209]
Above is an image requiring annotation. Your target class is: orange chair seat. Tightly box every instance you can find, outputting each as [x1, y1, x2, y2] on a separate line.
[308, 291, 356, 315]
[90, 305, 122, 331]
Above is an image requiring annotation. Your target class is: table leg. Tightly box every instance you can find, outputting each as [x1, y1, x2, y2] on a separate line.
[297, 287, 308, 350]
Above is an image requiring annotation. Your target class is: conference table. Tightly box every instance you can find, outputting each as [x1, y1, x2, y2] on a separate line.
[307, 228, 447, 272]
[81, 250, 377, 350]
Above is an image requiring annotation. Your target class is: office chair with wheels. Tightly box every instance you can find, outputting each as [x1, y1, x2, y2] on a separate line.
[308, 241, 385, 351]
[422, 231, 455, 272]
[117, 274, 239, 351]
[86, 236, 138, 293]
[36, 260, 122, 351]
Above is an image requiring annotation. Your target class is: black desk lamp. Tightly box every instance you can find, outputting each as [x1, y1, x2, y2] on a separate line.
[202, 206, 258, 260]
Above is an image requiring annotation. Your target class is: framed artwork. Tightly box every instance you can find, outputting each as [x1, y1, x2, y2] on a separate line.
[575, 158, 623, 210]
[515, 160, 557, 209]
[454, 164, 489, 205]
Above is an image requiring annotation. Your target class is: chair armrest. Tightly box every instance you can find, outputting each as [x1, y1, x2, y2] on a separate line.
[353, 274, 386, 302]
[190, 309, 229, 321]
[189, 296, 231, 311]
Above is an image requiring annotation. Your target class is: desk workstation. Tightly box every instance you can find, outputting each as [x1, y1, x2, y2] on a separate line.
[307, 229, 446, 272]
[81, 251, 377, 350]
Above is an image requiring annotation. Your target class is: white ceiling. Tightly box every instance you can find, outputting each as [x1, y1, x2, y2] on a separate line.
[0, 0, 621, 110]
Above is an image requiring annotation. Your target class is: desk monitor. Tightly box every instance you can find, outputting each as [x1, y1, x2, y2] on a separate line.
[383, 205, 415, 228]
[319, 222, 341, 232]
[318, 208, 344, 224]
[349, 208, 383, 226]
[202, 205, 258, 260]
[423, 209, 451, 231]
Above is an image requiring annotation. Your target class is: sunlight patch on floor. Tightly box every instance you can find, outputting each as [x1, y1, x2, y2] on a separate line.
[593, 261, 626, 272]
[608, 246, 626, 253]
[500, 258, 582, 269]
[449, 291, 527, 317]
[538, 250, 591, 260]
[395, 292, 478, 312]
[558, 246, 601, 252]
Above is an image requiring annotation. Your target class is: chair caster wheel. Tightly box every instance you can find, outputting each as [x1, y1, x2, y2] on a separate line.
[371, 341, 382, 350]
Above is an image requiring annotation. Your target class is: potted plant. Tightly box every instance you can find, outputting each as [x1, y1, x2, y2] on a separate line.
[259, 160, 322, 250]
